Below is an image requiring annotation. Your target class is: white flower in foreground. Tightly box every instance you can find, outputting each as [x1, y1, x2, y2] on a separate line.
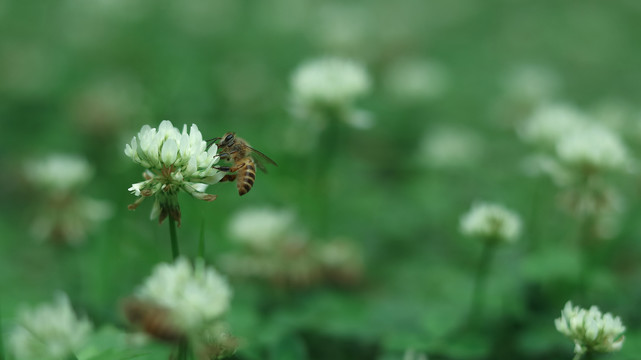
[124, 120, 223, 225]
[555, 301, 625, 359]
[460, 202, 522, 244]
[291, 57, 371, 128]
[228, 207, 295, 251]
[556, 125, 628, 172]
[24, 154, 93, 193]
[519, 103, 587, 147]
[136, 257, 231, 333]
[9, 293, 92, 360]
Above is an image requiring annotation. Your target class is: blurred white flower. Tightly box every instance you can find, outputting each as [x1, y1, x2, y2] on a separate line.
[124, 120, 223, 225]
[590, 98, 636, 134]
[556, 125, 628, 172]
[384, 58, 449, 102]
[555, 301, 625, 358]
[519, 103, 588, 147]
[313, 4, 369, 52]
[24, 154, 93, 193]
[503, 65, 561, 105]
[290, 57, 371, 128]
[460, 202, 522, 244]
[520, 154, 572, 186]
[9, 293, 92, 360]
[403, 348, 428, 360]
[24, 154, 112, 245]
[228, 207, 295, 251]
[136, 257, 231, 333]
[30, 197, 112, 245]
[418, 126, 484, 169]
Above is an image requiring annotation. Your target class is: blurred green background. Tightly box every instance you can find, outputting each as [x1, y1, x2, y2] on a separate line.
[2, 0, 641, 359]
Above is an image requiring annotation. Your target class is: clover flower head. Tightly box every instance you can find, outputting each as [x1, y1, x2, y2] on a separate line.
[24, 154, 93, 193]
[8, 293, 93, 360]
[556, 125, 628, 173]
[136, 257, 232, 333]
[555, 301, 625, 358]
[519, 103, 588, 147]
[384, 58, 449, 102]
[419, 127, 484, 169]
[24, 154, 112, 245]
[460, 202, 522, 244]
[228, 207, 295, 251]
[124, 120, 223, 225]
[504, 65, 560, 104]
[291, 57, 371, 128]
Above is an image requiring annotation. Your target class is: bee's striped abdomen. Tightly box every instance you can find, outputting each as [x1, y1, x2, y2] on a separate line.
[237, 158, 256, 196]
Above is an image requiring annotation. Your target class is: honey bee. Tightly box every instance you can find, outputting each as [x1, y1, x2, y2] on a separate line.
[208, 132, 277, 196]
[122, 299, 184, 343]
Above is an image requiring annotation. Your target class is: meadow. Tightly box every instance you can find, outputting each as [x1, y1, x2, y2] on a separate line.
[1, 1, 641, 359]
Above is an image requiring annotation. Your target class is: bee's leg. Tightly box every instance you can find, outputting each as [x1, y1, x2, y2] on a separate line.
[220, 174, 237, 182]
[229, 162, 247, 173]
[214, 165, 232, 172]
[216, 150, 239, 160]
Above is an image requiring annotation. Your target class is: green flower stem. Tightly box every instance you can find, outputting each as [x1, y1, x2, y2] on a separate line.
[0, 303, 4, 360]
[527, 177, 543, 251]
[467, 241, 496, 325]
[577, 215, 595, 303]
[577, 351, 596, 360]
[313, 112, 342, 238]
[169, 217, 179, 260]
[177, 339, 190, 360]
[198, 219, 206, 259]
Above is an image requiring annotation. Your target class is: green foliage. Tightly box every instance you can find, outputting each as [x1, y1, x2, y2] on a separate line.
[2, 0, 641, 359]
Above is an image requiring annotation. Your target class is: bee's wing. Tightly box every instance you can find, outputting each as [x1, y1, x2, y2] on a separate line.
[248, 146, 277, 173]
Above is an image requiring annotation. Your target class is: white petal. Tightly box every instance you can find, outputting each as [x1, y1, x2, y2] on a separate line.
[161, 139, 178, 165]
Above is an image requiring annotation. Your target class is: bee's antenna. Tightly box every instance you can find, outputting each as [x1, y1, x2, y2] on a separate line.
[206, 137, 221, 148]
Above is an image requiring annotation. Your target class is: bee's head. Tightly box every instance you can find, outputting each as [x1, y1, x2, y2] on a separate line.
[219, 132, 236, 147]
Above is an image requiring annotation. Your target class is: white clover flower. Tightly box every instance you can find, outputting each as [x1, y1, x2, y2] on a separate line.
[227, 207, 295, 251]
[460, 202, 522, 244]
[31, 197, 112, 245]
[124, 120, 223, 225]
[503, 65, 560, 105]
[520, 154, 573, 186]
[556, 125, 629, 172]
[9, 293, 93, 360]
[24, 154, 93, 193]
[418, 127, 484, 169]
[384, 58, 449, 102]
[136, 257, 231, 333]
[24, 154, 112, 245]
[555, 301, 625, 358]
[291, 57, 371, 128]
[519, 103, 588, 147]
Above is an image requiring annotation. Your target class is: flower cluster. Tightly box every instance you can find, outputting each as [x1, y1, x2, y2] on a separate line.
[221, 207, 363, 288]
[227, 207, 295, 251]
[8, 293, 93, 360]
[556, 125, 628, 173]
[24, 154, 112, 245]
[125, 120, 223, 225]
[383, 58, 449, 102]
[519, 103, 587, 147]
[290, 57, 371, 128]
[24, 154, 93, 192]
[555, 301, 625, 359]
[135, 257, 232, 334]
[517, 101, 632, 240]
[460, 202, 522, 244]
